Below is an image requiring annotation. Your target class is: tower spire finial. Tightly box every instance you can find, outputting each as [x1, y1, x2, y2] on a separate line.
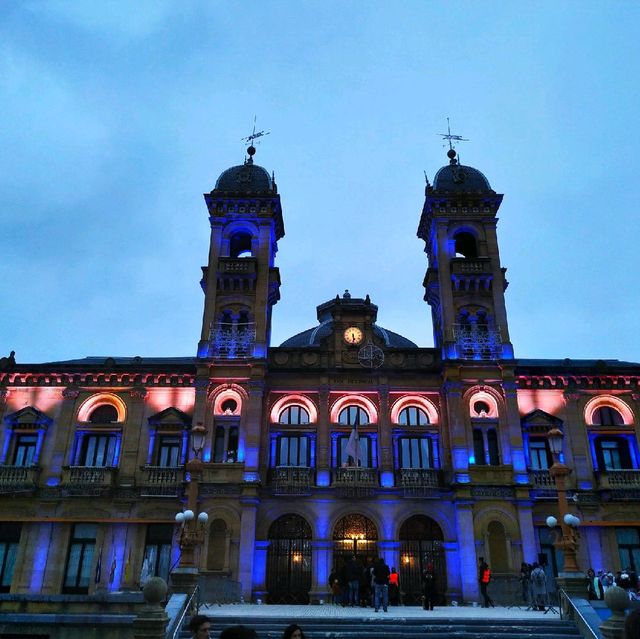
[241, 116, 270, 164]
[437, 117, 469, 164]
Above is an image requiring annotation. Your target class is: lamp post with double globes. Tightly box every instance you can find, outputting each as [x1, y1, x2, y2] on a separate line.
[171, 422, 209, 593]
[545, 427, 587, 596]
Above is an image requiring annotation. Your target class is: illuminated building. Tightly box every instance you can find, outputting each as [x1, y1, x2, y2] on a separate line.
[1, 144, 639, 604]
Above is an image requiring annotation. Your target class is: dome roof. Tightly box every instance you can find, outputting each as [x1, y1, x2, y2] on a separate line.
[280, 322, 418, 348]
[214, 160, 274, 194]
[433, 163, 492, 192]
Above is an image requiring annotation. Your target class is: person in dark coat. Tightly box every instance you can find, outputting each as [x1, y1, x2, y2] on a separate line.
[421, 563, 437, 611]
[373, 557, 390, 612]
[587, 568, 604, 601]
[328, 567, 341, 605]
[530, 562, 548, 611]
[345, 555, 362, 606]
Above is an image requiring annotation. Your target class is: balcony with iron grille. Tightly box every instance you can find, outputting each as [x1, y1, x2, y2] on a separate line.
[271, 466, 312, 496]
[139, 465, 184, 497]
[0, 465, 40, 493]
[453, 323, 502, 360]
[450, 257, 492, 275]
[206, 322, 256, 359]
[62, 466, 117, 496]
[397, 468, 443, 497]
[333, 467, 378, 497]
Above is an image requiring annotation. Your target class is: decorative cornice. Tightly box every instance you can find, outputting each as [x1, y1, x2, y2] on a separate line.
[129, 386, 148, 399]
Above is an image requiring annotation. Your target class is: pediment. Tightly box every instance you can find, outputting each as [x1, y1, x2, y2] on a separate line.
[4, 406, 53, 429]
[147, 407, 191, 429]
[521, 408, 563, 432]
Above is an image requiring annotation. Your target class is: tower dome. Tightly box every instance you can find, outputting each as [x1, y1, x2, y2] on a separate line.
[432, 148, 492, 193]
[212, 146, 275, 195]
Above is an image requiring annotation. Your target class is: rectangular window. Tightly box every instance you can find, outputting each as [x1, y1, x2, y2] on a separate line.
[616, 528, 640, 573]
[63, 524, 96, 594]
[473, 429, 486, 465]
[277, 436, 309, 467]
[143, 524, 173, 583]
[157, 436, 180, 467]
[601, 440, 623, 470]
[399, 437, 433, 469]
[0, 523, 21, 593]
[12, 434, 37, 467]
[487, 429, 500, 466]
[81, 434, 117, 467]
[213, 421, 239, 463]
[338, 436, 373, 467]
[530, 440, 551, 470]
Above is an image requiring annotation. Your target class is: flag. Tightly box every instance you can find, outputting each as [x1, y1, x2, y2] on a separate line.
[345, 426, 360, 467]
[94, 545, 103, 584]
[124, 547, 132, 583]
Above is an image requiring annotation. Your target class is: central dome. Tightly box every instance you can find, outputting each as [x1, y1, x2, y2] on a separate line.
[214, 161, 274, 194]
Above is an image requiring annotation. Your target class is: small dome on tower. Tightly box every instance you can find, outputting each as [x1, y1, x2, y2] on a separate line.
[213, 148, 275, 194]
[432, 149, 492, 192]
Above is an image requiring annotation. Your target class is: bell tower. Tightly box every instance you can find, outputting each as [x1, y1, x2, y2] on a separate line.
[417, 147, 514, 361]
[197, 146, 284, 359]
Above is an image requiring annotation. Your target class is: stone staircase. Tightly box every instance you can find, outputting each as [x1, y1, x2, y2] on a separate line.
[178, 615, 581, 639]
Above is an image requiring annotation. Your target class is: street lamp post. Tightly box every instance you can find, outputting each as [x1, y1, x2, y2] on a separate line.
[545, 427, 587, 596]
[171, 423, 209, 593]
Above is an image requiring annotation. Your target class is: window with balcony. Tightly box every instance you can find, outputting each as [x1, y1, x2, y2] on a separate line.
[142, 524, 173, 583]
[338, 406, 369, 426]
[279, 406, 310, 425]
[213, 423, 239, 463]
[595, 437, 632, 470]
[529, 439, 552, 470]
[472, 428, 500, 466]
[337, 435, 373, 467]
[79, 434, 118, 467]
[157, 435, 181, 467]
[12, 434, 37, 467]
[277, 435, 310, 467]
[0, 523, 21, 593]
[399, 437, 436, 469]
[616, 528, 640, 573]
[63, 524, 96, 594]
[398, 407, 430, 426]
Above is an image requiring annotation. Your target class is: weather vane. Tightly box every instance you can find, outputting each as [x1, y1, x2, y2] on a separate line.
[241, 116, 270, 147]
[438, 117, 468, 151]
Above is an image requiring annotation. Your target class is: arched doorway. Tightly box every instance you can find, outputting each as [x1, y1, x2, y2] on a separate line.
[207, 518, 228, 571]
[266, 514, 312, 604]
[333, 514, 378, 571]
[399, 515, 446, 605]
[487, 520, 509, 572]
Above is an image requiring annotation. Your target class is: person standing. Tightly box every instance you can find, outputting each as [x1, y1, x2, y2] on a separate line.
[346, 555, 362, 607]
[328, 567, 340, 605]
[189, 616, 212, 639]
[478, 557, 494, 608]
[282, 624, 306, 639]
[373, 557, 390, 612]
[530, 562, 548, 611]
[519, 562, 531, 603]
[388, 567, 400, 606]
[422, 563, 437, 611]
[587, 568, 604, 601]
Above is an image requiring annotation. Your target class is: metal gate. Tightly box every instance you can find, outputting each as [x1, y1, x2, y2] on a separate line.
[267, 514, 312, 604]
[399, 515, 446, 605]
[333, 514, 378, 570]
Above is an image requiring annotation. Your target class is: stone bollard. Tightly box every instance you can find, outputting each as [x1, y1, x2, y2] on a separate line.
[600, 586, 629, 639]
[133, 577, 170, 639]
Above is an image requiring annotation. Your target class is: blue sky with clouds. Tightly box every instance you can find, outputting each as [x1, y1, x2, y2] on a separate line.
[1, 1, 639, 363]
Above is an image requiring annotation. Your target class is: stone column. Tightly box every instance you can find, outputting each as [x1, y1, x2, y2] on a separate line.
[49, 387, 81, 480]
[238, 498, 258, 600]
[309, 540, 332, 603]
[445, 381, 469, 479]
[316, 387, 330, 487]
[243, 382, 264, 475]
[122, 386, 147, 486]
[377, 540, 400, 573]
[443, 540, 462, 601]
[454, 503, 478, 602]
[252, 539, 269, 600]
[378, 384, 394, 487]
[516, 503, 538, 564]
[563, 391, 591, 487]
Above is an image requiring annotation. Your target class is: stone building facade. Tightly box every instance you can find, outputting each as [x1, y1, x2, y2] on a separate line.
[1, 146, 639, 604]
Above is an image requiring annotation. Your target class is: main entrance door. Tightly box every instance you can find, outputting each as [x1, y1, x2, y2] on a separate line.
[266, 514, 312, 604]
[333, 514, 378, 571]
[399, 515, 446, 605]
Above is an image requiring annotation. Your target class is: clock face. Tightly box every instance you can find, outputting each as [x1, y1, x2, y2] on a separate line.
[343, 326, 363, 345]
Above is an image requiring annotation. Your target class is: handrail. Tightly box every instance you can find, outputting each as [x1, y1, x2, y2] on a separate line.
[557, 588, 600, 639]
[166, 585, 199, 639]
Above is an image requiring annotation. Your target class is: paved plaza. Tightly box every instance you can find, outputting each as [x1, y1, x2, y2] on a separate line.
[201, 603, 560, 620]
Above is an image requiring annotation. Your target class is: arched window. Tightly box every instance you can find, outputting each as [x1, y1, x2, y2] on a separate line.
[593, 406, 624, 426]
[454, 231, 478, 258]
[473, 401, 491, 417]
[279, 406, 310, 425]
[487, 520, 509, 572]
[230, 232, 253, 258]
[338, 406, 369, 426]
[88, 405, 118, 423]
[398, 406, 430, 426]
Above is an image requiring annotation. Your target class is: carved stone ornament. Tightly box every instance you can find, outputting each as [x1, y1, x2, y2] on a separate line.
[129, 386, 148, 399]
[61, 387, 81, 400]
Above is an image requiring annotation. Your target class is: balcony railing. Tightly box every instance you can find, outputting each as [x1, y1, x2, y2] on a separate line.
[453, 323, 502, 360]
[272, 466, 312, 495]
[398, 468, 442, 497]
[0, 465, 39, 493]
[139, 466, 184, 497]
[333, 467, 378, 497]
[596, 469, 640, 490]
[206, 322, 256, 358]
[529, 469, 554, 488]
[62, 466, 117, 495]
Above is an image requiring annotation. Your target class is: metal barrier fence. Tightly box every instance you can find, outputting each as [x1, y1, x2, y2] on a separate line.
[198, 575, 243, 605]
[485, 573, 559, 608]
